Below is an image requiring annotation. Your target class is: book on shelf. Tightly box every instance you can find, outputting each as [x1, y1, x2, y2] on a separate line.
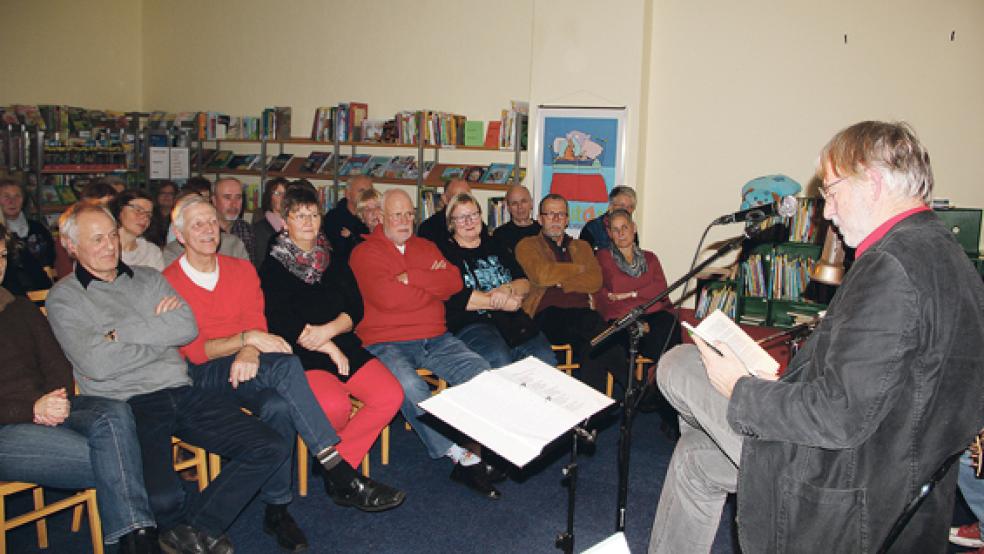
[335, 104, 350, 142]
[462, 165, 487, 183]
[311, 107, 333, 142]
[330, 155, 349, 176]
[464, 120, 484, 147]
[439, 165, 467, 183]
[685, 309, 779, 378]
[227, 154, 259, 171]
[695, 283, 737, 320]
[366, 156, 392, 178]
[349, 103, 368, 141]
[198, 148, 217, 167]
[339, 154, 371, 176]
[267, 153, 294, 173]
[484, 121, 502, 148]
[362, 119, 385, 142]
[207, 150, 234, 170]
[404, 160, 434, 180]
[274, 107, 292, 140]
[487, 196, 509, 229]
[301, 151, 332, 174]
[316, 184, 337, 214]
[786, 197, 823, 243]
[419, 189, 442, 219]
[481, 163, 514, 185]
[384, 155, 415, 179]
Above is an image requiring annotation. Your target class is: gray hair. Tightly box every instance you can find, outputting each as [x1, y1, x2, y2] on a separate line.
[172, 193, 216, 231]
[609, 186, 636, 208]
[59, 201, 116, 246]
[212, 176, 243, 195]
[356, 188, 383, 213]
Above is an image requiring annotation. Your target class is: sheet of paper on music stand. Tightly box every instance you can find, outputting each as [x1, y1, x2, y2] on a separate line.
[581, 532, 630, 554]
[419, 356, 614, 467]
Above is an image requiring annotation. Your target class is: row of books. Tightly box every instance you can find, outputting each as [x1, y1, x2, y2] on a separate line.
[201, 148, 524, 185]
[742, 253, 817, 301]
[487, 197, 510, 229]
[695, 284, 738, 320]
[786, 198, 822, 243]
[1, 105, 131, 136]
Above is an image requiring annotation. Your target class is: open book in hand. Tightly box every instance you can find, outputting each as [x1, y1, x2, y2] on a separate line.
[683, 309, 780, 378]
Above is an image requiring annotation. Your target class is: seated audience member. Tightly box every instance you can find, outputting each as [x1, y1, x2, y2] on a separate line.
[182, 176, 213, 202]
[350, 189, 504, 499]
[54, 181, 120, 278]
[162, 192, 250, 266]
[491, 184, 541, 257]
[252, 176, 290, 267]
[578, 185, 638, 251]
[259, 185, 403, 470]
[0, 178, 54, 293]
[322, 175, 372, 264]
[213, 177, 255, 262]
[46, 201, 288, 554]
[355, 187, 384, 233]
[594, 208, 680, 361]
[162, 194, 405, 538]
[0, 223, 159, 553]
[438, 192, 555, 368]
[416, 177, 480, 246]
[111, 189, 164, 271]
[648, 121, 984, 554]
[515, 193, 628, 393]
[951, 435, 984, 551]
[146, 181, 178, 247]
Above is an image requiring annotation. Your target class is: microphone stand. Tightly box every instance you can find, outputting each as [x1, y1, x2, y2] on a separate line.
[555, 422, 597, 554]
[591, 227, 760, 533]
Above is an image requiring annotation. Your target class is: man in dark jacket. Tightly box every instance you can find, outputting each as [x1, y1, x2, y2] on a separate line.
[649, 121, 984, 553]
[322, 175, 372, 263]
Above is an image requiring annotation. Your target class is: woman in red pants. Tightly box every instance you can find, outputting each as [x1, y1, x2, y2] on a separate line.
[259, 183, 403, 470]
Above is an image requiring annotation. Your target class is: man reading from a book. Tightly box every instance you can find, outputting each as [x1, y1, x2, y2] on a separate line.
[648, 121, 984, 554]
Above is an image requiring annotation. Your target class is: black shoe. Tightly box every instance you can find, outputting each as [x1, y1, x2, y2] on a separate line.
[159, 525, 206, 554]
[482, 461, 508, 483]
[202, 532, 234, 554]
[450, 463, 502, 500]
[324, 474, 406, 512]
[119, 527, 161, 554]
[263, 504, 308, 552]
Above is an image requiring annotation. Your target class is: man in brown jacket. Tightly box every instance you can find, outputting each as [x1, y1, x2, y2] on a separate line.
[515, 193, 627, 392]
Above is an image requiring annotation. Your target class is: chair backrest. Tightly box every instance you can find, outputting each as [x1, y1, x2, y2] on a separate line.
[26, 289, 49, 316]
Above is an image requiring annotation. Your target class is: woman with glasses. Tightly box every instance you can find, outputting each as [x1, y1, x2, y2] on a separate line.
[258, 185, 403, 471]
[110, 190, 164, 271]
[437, 192, 556, 368]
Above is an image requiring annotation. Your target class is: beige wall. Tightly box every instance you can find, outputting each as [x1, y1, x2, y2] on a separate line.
[0, 0, 143, 109]
[642, 0, 984, 286]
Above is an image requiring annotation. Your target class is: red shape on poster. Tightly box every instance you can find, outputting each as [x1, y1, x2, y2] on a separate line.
[549, 173, 609, 203]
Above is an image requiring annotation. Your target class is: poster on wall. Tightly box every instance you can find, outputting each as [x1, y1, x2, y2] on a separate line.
[530, 106, 627, 234]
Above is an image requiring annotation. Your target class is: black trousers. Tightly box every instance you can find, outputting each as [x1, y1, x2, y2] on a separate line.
[535, 306, 628, 393]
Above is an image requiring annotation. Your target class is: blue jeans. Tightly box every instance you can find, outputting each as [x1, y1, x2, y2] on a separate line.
[454, 322, 556, 369]
[189, 352, 340, 505]
[0, 396, 154, 544]
[366, 333, 489, 458]
[959, 452, 984, 534]
[127, 386, 288, 537]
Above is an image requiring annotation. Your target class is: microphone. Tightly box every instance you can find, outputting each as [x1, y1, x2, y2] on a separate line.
[712, 196, 799, 225]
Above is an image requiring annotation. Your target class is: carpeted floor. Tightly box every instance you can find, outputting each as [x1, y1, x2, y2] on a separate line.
[2, 404, 741, 554]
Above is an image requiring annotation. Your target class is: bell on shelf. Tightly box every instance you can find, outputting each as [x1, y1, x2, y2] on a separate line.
[810, 226, 846, 285]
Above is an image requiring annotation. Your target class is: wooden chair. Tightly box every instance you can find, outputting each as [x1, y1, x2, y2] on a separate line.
[404, 369, 448, 431]
[171, 438, 210, 492]
[0, 481, 103, 554]
[552, 343, 616, 397]
[26, 289, 48, 316]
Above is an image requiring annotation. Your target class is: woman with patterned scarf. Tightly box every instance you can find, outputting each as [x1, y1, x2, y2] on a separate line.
[258, 184, 403, 470]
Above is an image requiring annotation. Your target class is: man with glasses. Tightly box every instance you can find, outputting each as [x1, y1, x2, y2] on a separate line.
[162, 194, 406, 552]
[649, 121, 984, 553]
[515, 193, 628, 393]
[491, 184, 541, 257]
[350, 189, 507, 499]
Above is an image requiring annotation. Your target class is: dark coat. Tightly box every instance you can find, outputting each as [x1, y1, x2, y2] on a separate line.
[728, 211, 984, 553]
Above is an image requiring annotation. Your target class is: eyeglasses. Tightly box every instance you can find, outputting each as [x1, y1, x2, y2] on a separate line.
[451, 211, 482, 224]
[541, 211, 568, 220]
[288, 213, 320, 222]
[125, 204, 153, 217]
[819, 178, 848, 200]
[386, 211, 415, 222]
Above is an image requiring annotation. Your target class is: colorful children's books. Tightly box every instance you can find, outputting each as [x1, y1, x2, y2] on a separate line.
[481, 163, 514, 185]
[366, 156, 392, 178]
[267, 153, 294, 173]
[301, 151, 332, 174]
[339, 154, 371, 176]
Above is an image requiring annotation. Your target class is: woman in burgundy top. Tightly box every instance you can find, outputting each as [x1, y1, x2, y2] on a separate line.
[593, 208, 680, 362]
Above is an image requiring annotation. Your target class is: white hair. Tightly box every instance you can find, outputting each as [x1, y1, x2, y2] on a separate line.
[59, 202, 116, 245]
[172, 193, 216, 231]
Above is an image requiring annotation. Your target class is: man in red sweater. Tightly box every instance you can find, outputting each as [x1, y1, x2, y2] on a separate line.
[351, 189, 504, 499]
[163, 194, 405, 551]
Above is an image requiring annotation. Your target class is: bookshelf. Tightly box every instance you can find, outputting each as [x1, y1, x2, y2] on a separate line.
[696, 197, 829, 328]
[195, 108, 528, 226]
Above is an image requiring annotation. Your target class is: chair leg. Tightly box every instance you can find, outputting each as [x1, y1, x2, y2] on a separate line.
[297, 437, 308, 498]
[381, 424, 390, 466]
[1, 494, 7, 554]
[361, 454, 370, 478]
[606, 373, 614, 398]
[86, 490, 104, 554]
[31, 486, 47, 548]
[71, 503, 83, 532]
[207, 452, 221, 484]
